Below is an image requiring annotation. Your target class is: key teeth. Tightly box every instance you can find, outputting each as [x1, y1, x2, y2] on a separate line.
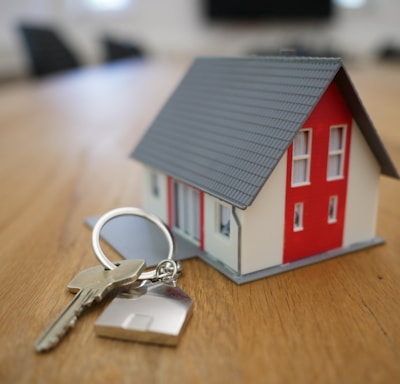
[36, 335, 60, 352]
[35, 316, 78, 352]
[35, 292, 93, 353]
[48, 336, 61, 349]
[69, 317, 77, 328]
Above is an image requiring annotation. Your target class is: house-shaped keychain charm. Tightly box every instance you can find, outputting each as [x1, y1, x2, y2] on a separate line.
[131, 56, 399, 284]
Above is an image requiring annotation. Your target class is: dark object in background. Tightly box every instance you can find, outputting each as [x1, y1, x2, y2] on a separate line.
[203, 0, 332, 21]
[102, 36, 144, 62]
[18, 24, 81, 77]
[378, 43, 400, 62]
[249, 44, 342, 59]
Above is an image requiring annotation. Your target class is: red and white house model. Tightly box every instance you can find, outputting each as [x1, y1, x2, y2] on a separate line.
[132, 57, 398, 284]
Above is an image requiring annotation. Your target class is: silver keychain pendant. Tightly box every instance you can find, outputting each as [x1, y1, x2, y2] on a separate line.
[91, 207, 193, 346]
[95, 280, 193, 346]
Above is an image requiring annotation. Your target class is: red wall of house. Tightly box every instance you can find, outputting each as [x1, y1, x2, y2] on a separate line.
[283, 82, 353, 263]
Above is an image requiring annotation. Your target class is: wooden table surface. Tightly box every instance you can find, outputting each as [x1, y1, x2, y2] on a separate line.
[0, 59, 399, 384]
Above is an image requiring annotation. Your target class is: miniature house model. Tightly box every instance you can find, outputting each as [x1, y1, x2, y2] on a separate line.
[132, 57, 398, 284]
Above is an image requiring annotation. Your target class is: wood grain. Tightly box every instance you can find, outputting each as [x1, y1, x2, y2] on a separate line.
[0, 59, 399, 384]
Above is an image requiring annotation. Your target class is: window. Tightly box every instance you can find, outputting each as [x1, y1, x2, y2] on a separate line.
[150, 172, 159, 197]
[192, 190, 200, 241]
[173, 181, 180, 229]
[328, 196, 338, 223]
[173, 181, 200, 242]
[218, 204, 231, 237]
[293, 203, 304, 231]
[328, 126, 346, 180]
[292, 129, 312, 186]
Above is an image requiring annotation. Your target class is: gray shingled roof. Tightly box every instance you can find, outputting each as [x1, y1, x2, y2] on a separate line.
[132, 57, 398, 209]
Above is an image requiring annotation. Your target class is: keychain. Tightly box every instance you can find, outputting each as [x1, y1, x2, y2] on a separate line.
[91, 207, 193, 346]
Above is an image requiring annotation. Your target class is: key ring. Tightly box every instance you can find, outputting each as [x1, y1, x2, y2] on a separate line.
[92, 207, 176, 281]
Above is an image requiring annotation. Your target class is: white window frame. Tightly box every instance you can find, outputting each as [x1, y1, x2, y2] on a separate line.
[328, 196, 338, 223]
[172, 181, 200, 243]
[293, 202, 304, 231]
[292, 129, 312, 187]
[327, 125, 347, 181]
[216, 202, 231, 238]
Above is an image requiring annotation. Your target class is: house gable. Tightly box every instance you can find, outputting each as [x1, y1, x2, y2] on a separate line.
[334, 67, 398, 178]
[283, 81, 353, 262]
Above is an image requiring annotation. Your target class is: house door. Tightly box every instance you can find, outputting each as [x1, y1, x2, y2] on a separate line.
[169, 179, 203, 247]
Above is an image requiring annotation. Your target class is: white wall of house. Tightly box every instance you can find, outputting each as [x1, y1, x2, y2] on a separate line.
[204, 195, 240, 272]
[142, 123, 382, 275]
[343, 121, 380, 246]
[142, 167, 168, 222]
[240, 154, 287, 274]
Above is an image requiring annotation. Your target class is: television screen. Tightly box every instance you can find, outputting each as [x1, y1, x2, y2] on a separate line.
[204, 0, 332, 20]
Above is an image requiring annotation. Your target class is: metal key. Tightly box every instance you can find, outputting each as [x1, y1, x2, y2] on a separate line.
[35, 259, 146, 352]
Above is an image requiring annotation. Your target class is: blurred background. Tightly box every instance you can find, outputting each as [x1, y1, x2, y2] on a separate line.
[1, 0, 399, 81]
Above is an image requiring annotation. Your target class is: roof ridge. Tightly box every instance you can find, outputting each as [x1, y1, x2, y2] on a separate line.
[196, 56, 342, 63]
